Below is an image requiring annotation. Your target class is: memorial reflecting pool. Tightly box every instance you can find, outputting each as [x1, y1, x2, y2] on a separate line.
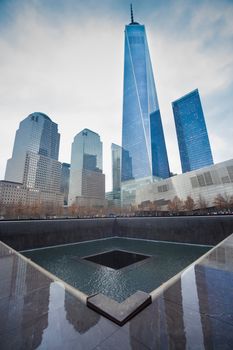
[22, 238, 210, 302]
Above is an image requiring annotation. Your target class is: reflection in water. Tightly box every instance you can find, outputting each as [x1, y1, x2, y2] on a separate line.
[39, 282, 100, 348]
[128, 263, 232, 349]
[164, 279, 186, 349]
[196, 265, 214, 350]
[0, 251, 103, 349]
[0, 256, 49, 349]
[23, 238, 210, 302]
[1, 237, 233, 349]
[128, 294, 171, 348]
[23, 263, 49, 349]
[196, 263, 233, 348]
[181, 268, 204, 349]
[39, 282, 73, 349]
[65, 288, 100, 334]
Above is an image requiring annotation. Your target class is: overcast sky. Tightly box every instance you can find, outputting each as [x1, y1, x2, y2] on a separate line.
[0, 0, 232, 191]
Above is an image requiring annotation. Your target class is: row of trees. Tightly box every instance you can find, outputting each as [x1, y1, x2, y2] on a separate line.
[0, 201, 132, 219]
[167, 194, 233, 213]
[0, 201, 64, 219]
[0, 193, 232, 219]
[137, 193, 233, 214]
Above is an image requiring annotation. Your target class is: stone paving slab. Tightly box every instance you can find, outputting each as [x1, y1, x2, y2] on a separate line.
[87, 291, 152, 326]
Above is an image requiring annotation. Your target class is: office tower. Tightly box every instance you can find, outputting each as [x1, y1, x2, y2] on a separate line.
[121, 5, 170, 183]
[172, 89, 213, 173]
[5, 112, 60, 183]
[106, 143, 121, 207]
[68, 129, 105, 207]
[61, 163, 70, 205]
[4, 112, 62, 205]
[112, 144, 121, 193]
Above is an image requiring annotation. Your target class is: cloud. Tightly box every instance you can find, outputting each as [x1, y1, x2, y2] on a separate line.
[0, 0, 232, 191]
[0, 3, 124, 190]
[146, 0, 233, 173]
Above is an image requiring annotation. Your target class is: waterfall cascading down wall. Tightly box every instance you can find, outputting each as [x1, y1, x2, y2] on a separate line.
[0, 216, 233, 251]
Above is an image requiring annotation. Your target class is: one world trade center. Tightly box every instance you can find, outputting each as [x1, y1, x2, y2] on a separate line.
[121, 6, 170, 183]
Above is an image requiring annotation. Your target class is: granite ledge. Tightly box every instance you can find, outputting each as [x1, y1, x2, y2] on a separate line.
[87, 291, 152, 326]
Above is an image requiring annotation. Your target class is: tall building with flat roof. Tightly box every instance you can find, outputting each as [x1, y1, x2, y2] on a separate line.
[69, 129, 105, 207]
[112, 144, 121, 193]
[172, 89, 213, 173]
[61, 163, 70, 205]
[5, 112, 60, 183]
[106, 144, 122, 207]
[4, 112, 62, 205]
[121, 5, 170, 183]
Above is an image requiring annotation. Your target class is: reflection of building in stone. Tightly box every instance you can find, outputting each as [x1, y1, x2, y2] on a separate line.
[128, 261, 233, 348]
[1, 254, 49, 348]
[122, 159, 233, 208]
[195, 260, 233, 348]
[180, 267, 205, 349]
[164, 279, 186, 348]
[22, 272, 49, 348]
[65, 292, 100, 333]
[69, 129, 106, 207]
[128, 288, 186, 348]
[195, 264, 214, 349]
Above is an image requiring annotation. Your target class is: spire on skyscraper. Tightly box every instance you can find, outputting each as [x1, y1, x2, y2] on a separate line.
[130, 4, 134, 24]
[129, 3, 139, 25]
[122, 6, 170, 182]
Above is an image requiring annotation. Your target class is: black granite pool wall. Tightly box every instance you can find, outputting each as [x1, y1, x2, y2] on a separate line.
[0, 218, 115, 251]
[0, 216, 233, 251]
[115, 216, 233, 245]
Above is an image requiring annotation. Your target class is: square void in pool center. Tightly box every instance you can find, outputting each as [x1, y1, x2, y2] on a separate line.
[83, 250, 150, 270]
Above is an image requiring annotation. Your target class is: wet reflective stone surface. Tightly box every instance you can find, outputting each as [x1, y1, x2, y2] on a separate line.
[0, 235, 233, 349]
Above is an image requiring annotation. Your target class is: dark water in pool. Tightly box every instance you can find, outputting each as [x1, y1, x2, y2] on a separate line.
[22, 238, 211, 302]
[84, 249, 149, 269]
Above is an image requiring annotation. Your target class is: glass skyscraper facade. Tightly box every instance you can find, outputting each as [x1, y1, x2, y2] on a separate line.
[61, 162, 70, 206]
[121, 11, 170, 182]
[4, 112, 62, 204]
[172, 89, 213, 173]
[68, 129, 105, 206]
[112, 143, 121, 193]
[5, 112, 60, 187]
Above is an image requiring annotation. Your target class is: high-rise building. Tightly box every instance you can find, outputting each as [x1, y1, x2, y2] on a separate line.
[61, 163, 70, 206]
[4, 112, 63, 205]
[112, 144, 121, 193]
[5, 112, 60, 183]
[68, 129, 105, 207]
[172, 89, 213, 173]
[121, 6, 170, 183]
[105, 144, 121, 207]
